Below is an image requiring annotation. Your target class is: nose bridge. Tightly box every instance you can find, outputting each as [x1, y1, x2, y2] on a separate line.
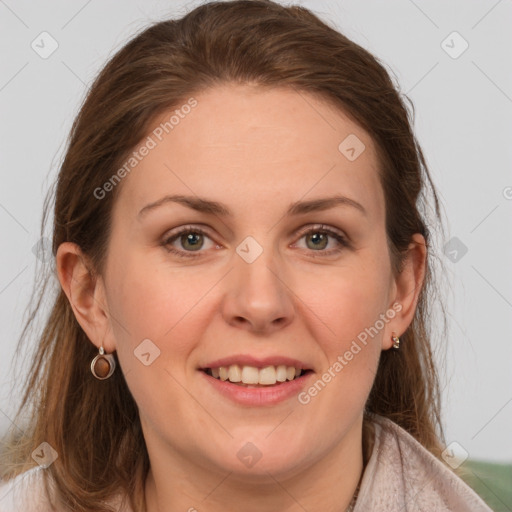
[236, 233, 285, 301]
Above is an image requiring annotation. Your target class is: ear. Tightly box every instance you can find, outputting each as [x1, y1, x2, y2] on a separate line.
[56, 242, 116, 353]
[382, 233, 427, 350]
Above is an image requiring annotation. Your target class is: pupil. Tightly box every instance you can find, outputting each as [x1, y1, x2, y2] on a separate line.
[308, 232, 327, 250]
[183, 233, 202, 250]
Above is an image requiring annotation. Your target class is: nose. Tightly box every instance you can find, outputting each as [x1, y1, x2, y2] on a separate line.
[221, 245, 295, 336]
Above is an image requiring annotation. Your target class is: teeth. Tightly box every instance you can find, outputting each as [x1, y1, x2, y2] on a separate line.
[208, 364, 304, 385]
[276, 365, 287, 382]
[228, 364, 242, 382]
[241, 365, 259, 384]
[259, 366, 276, 385]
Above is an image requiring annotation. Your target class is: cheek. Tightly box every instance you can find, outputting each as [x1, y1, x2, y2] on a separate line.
[297, 260, 391, 346]
[104, 256, 211, 432]
[106, 250, 213, 338]
[293, 258, 389, 404]
[104, 259, 210, 390]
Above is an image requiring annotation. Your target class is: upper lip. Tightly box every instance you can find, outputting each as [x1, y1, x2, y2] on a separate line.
[200, 354, 312, 371]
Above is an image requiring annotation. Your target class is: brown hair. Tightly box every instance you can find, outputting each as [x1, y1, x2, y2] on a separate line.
[1, 1, 449, 510]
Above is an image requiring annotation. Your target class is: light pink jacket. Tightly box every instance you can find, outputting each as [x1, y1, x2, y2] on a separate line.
[0, 415, 492, 511]
[353, 415, 492, 511]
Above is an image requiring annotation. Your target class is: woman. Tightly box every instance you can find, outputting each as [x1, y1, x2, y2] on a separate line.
[0, 1, 492, 511]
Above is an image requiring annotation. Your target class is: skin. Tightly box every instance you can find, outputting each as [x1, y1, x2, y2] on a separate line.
[57, 84, 426, 512]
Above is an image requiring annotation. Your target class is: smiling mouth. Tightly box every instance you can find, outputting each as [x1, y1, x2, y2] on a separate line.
[201, 365, 313, 387]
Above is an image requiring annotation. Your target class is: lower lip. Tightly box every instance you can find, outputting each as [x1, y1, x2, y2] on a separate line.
[199, 370, 313, 406]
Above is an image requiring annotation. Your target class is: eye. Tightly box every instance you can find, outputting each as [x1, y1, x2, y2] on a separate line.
[293, 224, 349, 257]
[162, 225, 216, 258]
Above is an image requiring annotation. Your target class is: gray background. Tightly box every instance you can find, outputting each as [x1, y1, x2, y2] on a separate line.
[1, 0, 511, 463]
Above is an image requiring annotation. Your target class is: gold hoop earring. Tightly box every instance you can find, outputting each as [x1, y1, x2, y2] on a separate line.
[91, 346, 116, 380]
[391, 333, 400, 350]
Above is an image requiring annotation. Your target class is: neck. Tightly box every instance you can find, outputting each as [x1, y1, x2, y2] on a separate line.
[143, 417, 368, 512]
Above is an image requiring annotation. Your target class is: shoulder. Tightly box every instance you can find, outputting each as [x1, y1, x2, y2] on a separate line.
[0, 466, 53, 512]
[354, 414, 493, 512]
[0, 466, 134, 512]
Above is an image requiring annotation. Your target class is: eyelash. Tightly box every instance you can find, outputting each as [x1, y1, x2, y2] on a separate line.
[162, 224, 350, 259]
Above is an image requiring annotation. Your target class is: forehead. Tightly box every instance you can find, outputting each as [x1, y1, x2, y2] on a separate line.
[115, 83, 384, 224]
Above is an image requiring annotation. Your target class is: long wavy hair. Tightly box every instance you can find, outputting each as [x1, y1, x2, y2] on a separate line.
[1, 1, 449, 511]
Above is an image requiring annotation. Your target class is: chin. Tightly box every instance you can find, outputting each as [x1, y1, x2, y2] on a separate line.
[204, 438, 311, 480]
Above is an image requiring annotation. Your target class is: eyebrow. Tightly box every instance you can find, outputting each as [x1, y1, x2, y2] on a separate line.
[137, 194, 367, 219]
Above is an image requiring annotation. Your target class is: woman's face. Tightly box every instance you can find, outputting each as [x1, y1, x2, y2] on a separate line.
[93, 84, 417, 480]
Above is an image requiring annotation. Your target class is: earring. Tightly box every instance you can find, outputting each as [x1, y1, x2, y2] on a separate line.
[391, 332, 400, 350]
[91, 346, 116, 380]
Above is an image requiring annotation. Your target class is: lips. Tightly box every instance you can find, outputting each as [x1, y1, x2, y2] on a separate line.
[199, 365, 314, 406]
